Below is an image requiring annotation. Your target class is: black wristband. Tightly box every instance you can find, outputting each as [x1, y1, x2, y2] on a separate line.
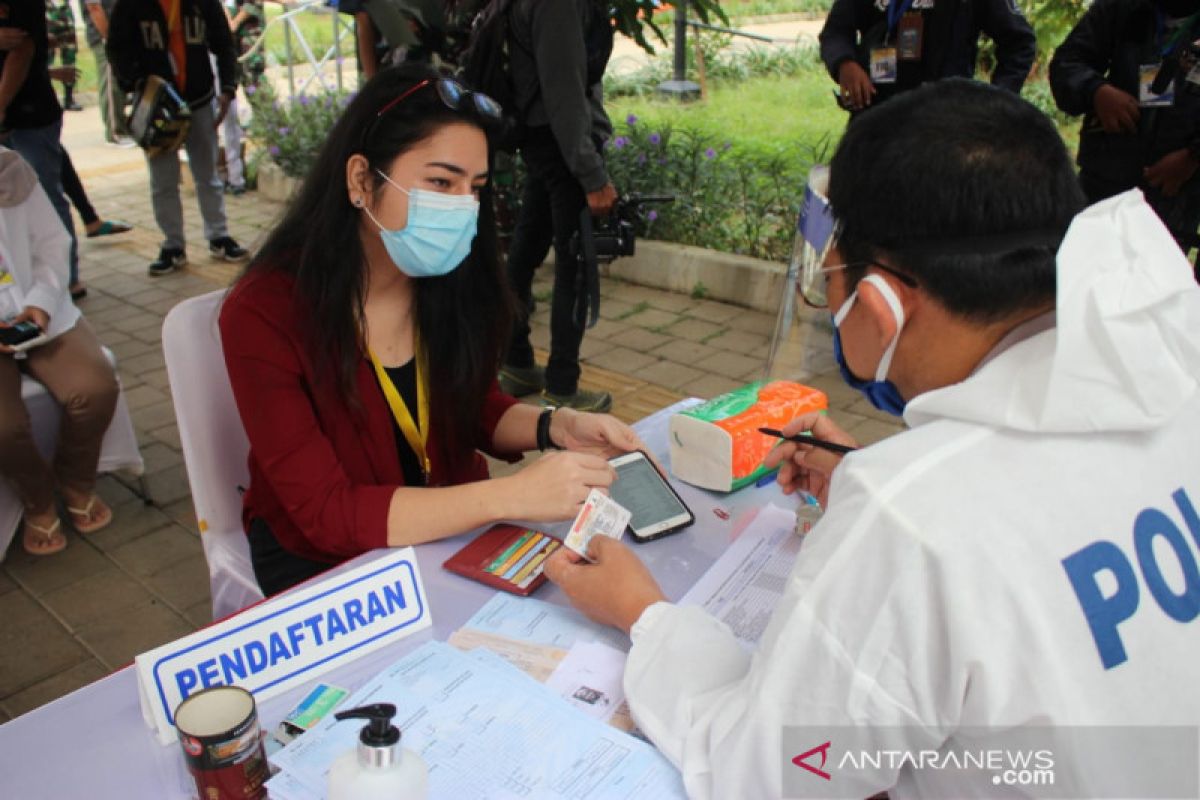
[536, 406, 562, 451]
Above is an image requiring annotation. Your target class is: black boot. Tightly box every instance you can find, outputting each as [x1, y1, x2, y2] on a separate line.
[63, 86, 82, 112]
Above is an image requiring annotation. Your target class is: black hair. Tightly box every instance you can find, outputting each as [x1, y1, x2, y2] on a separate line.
[828, 79, 1087, 323]
[242, 63, 514, 462]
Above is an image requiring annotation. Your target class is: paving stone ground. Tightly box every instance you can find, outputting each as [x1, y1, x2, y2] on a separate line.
[0, 75, 901, 723]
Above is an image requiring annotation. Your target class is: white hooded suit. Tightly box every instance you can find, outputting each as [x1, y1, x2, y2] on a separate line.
[624, 192, 1200, 799]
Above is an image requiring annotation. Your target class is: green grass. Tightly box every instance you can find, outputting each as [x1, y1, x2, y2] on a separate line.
[609, 71, 846, 158]
[262, 5, 346, 68]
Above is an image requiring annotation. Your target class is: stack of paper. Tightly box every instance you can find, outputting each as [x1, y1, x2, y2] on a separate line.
[266, 641, 685, 799]
[451, 594, 639, 731]
[680, 503, 802, 647]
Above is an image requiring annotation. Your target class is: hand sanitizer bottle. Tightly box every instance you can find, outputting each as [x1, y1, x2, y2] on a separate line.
[327, 703, 428, 800]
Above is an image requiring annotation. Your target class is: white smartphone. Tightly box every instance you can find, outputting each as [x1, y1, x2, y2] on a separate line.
[608, 450, 694, 543]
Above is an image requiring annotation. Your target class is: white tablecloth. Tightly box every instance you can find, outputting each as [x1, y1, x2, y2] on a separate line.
[0, 399, 787, 798]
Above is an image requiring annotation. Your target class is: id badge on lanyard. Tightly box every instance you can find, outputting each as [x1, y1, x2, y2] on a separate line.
[897, 12, 924, 61]
[1140, 63, 1176, 107]
[870, 48, 899, 83]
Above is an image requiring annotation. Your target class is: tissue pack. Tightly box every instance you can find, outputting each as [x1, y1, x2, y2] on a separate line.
[669, 381, 828, 492]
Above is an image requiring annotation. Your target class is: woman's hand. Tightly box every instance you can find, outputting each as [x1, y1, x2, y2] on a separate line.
[762, 411, 858, 508]
[550, 408, 647, 460]
[505, 449, 616, 522]
[544, 535, 666, 633]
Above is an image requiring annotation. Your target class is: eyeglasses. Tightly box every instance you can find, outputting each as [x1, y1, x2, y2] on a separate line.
[376, 77, 502, 125]
[799, 259, 918, 309]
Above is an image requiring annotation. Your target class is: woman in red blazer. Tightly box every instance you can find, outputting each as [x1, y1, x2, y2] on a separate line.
[220, 65, 644, 595]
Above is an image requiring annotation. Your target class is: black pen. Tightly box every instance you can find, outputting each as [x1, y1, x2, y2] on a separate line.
[758, 427, 857, 455]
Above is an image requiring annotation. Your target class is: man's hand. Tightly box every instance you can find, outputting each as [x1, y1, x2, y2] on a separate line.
[837, 60, 876, 111]
[586, 182, 617, 217]
[214, 91, 233, 128]
[762, 411, 858, 508]
[1093, 83, 1140, 134]
[0, 29, 28, 51]
[1144, 148, 1199, 197]
[544, 536, 666, 633]
[49, 66, 79, 84]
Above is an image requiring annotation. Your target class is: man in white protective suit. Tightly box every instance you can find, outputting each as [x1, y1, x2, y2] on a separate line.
[545, 78, 1200, 799]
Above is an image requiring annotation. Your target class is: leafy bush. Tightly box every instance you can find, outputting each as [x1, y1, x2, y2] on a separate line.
[246, 82, 353, 178]
[604, 113, 831, 261]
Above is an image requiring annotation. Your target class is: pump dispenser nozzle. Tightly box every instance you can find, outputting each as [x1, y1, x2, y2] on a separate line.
[328, 703, 428, 799]
[335, 704, 401, 748]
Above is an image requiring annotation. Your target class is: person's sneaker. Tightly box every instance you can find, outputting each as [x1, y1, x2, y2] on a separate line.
[225, 183, 247, 196]
[110, 136, 137, 149]
[498, 363, 545, 396]
[63, 98, 83, 111]
[209, 236, 249, 261]
[541, 388, 613, 413]
[148, 247, 186, 277]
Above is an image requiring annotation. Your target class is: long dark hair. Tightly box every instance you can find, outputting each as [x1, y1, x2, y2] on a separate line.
[243, 64, 514, 460]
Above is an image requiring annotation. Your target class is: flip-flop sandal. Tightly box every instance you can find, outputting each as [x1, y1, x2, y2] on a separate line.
[66, 495, 113, 534]
[23, 516, 67, 556]
[86, 220, 133, 238]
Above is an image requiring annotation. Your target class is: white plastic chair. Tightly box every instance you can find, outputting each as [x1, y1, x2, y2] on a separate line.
[0, 347, 145, 560]
[162, 290, 264, 620]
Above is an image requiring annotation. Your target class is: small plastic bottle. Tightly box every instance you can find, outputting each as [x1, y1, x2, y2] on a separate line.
[327, 703, 428, 800]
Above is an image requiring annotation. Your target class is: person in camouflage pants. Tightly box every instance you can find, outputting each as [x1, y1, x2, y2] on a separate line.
[229, 0, 265, 88]
[46, 0, 81, 110]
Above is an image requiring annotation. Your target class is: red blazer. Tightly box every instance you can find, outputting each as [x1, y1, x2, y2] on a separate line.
[219, 270, 520, 565]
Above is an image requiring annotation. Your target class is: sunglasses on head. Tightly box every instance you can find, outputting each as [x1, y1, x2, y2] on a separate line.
[375, 77, 502, 125]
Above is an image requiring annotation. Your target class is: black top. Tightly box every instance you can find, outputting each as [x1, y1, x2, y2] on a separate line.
[382, 359, 426, 488]
[1050, 0, 1200, 182]
[106, 0, 238, 109]
[818, 0, 1036, 104]
[0, 0, 63, 131]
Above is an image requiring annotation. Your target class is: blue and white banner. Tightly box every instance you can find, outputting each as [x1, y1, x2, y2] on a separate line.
[136, 548, 431, 744]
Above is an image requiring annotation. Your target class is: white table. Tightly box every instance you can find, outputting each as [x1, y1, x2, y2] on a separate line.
[0, 400, 786, 798]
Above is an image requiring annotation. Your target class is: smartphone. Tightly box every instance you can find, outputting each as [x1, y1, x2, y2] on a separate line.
[0, 321, 47, 351]
[608, 451, 694, 543]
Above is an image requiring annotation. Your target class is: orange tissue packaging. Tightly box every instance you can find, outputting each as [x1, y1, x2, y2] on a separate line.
[669, 381, 828, 492]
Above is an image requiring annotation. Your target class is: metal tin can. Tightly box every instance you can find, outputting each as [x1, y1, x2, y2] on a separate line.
[175, 685, 269, 800]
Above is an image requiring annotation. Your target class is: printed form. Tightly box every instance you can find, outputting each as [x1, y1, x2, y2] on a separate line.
[680, 503, 802, 647]
[267, 642, 684, 800]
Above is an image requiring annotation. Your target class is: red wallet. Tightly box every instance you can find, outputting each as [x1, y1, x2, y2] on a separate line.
[442, 524, 561, 596]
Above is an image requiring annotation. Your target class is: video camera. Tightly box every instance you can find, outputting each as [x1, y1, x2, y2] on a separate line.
[570, 193, 674, 329]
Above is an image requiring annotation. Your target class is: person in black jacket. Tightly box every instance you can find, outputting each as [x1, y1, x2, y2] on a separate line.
[1050, 0, 1200, 275]
[819, 0, 1036, 113]
[498, 0, 617, 413]
[107, 0, 248, 276]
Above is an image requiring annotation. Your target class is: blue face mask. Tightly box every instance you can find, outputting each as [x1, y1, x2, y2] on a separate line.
[362, 169, 480, 278]
[831, 273, 907, 416]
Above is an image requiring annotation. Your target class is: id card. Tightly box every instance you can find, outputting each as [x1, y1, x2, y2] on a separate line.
[564, 489, 631, 562]
[1140, 63, 1175, 107]
[897, 13, 924, 61]
[870, 47, 898, 84]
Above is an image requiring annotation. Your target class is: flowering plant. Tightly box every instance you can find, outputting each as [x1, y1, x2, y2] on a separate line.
[605, 114, 830, 261]
[246, 83, 354, 179]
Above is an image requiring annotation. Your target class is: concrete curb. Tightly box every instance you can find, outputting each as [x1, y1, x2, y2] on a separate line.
[602, 239, 788, 313]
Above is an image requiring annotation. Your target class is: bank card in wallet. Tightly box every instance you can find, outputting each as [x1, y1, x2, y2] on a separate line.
[564, 489, 631, 562]
[443, 524, 561, 596]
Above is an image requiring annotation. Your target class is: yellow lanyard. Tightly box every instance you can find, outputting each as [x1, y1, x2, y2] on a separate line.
[367, 344, 430, 478]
